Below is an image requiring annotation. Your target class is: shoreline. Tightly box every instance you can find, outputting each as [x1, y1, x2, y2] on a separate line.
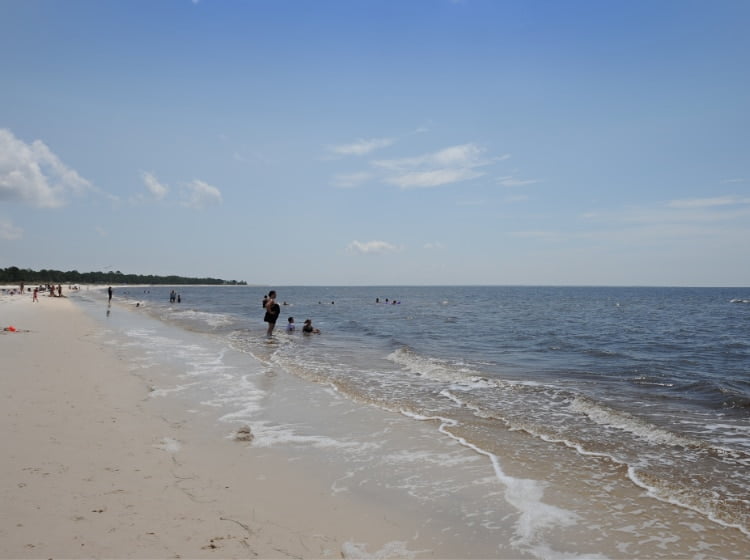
[3, 287, 748, 558]
[0, 290, 464, 558]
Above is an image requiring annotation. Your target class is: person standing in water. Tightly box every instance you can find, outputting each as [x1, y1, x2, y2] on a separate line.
[264, 290, 280, 336]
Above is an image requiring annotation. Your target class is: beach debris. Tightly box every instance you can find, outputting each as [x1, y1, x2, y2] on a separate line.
[1, 325, 29, 333]
[234, 425, 254, 442]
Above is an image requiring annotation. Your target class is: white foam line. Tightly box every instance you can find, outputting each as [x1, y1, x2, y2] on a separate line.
[399, 409, 580, 557]
[626, 466, 750, 537]
[444, 389, 750, 536]
[149, 382, 201, 398]
[569, 396, 704, 449]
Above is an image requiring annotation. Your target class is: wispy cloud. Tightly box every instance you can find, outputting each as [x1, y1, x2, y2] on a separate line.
[498, 175, 539, 187]
[373, 143, 493, 189]
[0, 218, 23, 240]
[374, 143, 485, 170]
[141, 171, 169, 200]
[180, 179, 223, 209]
[331, 172, 372, 189]
[0, 128, 93, 208]
[518, 195, 750, 248]
[327, 136, 511, 191]
[410, 121, 432, 135]
[330, 138, 395, 156]
[667, 195, 750, 209]
[346, 240, 399, 255]
[135, 173, 222, 209]
[385, 168, 485, 188]
[424, 242, 445, 250]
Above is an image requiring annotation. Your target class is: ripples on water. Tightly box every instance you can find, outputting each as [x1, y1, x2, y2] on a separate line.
[93, 285, 750, 535]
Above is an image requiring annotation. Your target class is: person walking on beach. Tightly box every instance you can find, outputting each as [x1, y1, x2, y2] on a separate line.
[264, 290, 280, 336]
[108, 286, 113, 303]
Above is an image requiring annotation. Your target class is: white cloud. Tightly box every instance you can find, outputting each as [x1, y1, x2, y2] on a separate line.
[0, 218, 23, 240]
[180, 179, 223, 209]
[0, 128, 93, 208]
[518, 195, 750, 251]
[385, 168, 484, 188]
[424, 242, 445, 250]
[331, 172, 371, 189]
[330, 138, 395, 156]
[373, 143, 493, 189]
[375, 143, 485, 170]
[498, 175, 539, 187]
[608, 199, 750, 226]
[667, 195, 750, 209]
[347, 240, 399, 255]
[141, 171, 169, 200]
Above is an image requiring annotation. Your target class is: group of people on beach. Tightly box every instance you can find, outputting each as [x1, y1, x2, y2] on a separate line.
[15, 284, 64, 300]
[2, 283, 80, 304]
[263, 290, 320, 337]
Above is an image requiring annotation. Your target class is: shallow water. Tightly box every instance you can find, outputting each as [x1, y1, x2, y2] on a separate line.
[74, 285, 750, 557]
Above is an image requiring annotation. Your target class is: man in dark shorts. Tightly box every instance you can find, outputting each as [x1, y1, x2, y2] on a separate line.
[264, 290, 280, 336]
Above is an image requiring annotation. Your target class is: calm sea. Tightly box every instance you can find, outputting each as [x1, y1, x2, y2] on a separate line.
[73, 285, 750, 557]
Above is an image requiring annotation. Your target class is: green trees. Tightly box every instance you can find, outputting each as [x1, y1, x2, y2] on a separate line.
[0, 267, 245, 285]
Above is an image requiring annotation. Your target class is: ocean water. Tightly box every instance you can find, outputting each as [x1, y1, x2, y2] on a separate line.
[73, 285, 750, 557]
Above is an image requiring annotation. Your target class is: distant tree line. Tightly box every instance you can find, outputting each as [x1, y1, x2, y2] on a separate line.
[0, 266, 246, 286]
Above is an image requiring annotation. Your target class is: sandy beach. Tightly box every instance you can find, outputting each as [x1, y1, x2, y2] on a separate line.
[0, 290, 456, 558]
[3, 286, 748, 559]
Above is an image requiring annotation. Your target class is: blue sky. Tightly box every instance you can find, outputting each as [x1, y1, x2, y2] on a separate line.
[1, 0, 748, 286]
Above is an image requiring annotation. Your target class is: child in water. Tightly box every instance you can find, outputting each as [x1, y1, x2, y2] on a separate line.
[302, 319, 320, 334]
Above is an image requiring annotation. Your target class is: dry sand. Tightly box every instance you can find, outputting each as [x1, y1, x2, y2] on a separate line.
[0, 290, 444, 558]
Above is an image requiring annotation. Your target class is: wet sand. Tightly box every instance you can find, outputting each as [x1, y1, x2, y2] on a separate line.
[0, 291, 458, 558]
